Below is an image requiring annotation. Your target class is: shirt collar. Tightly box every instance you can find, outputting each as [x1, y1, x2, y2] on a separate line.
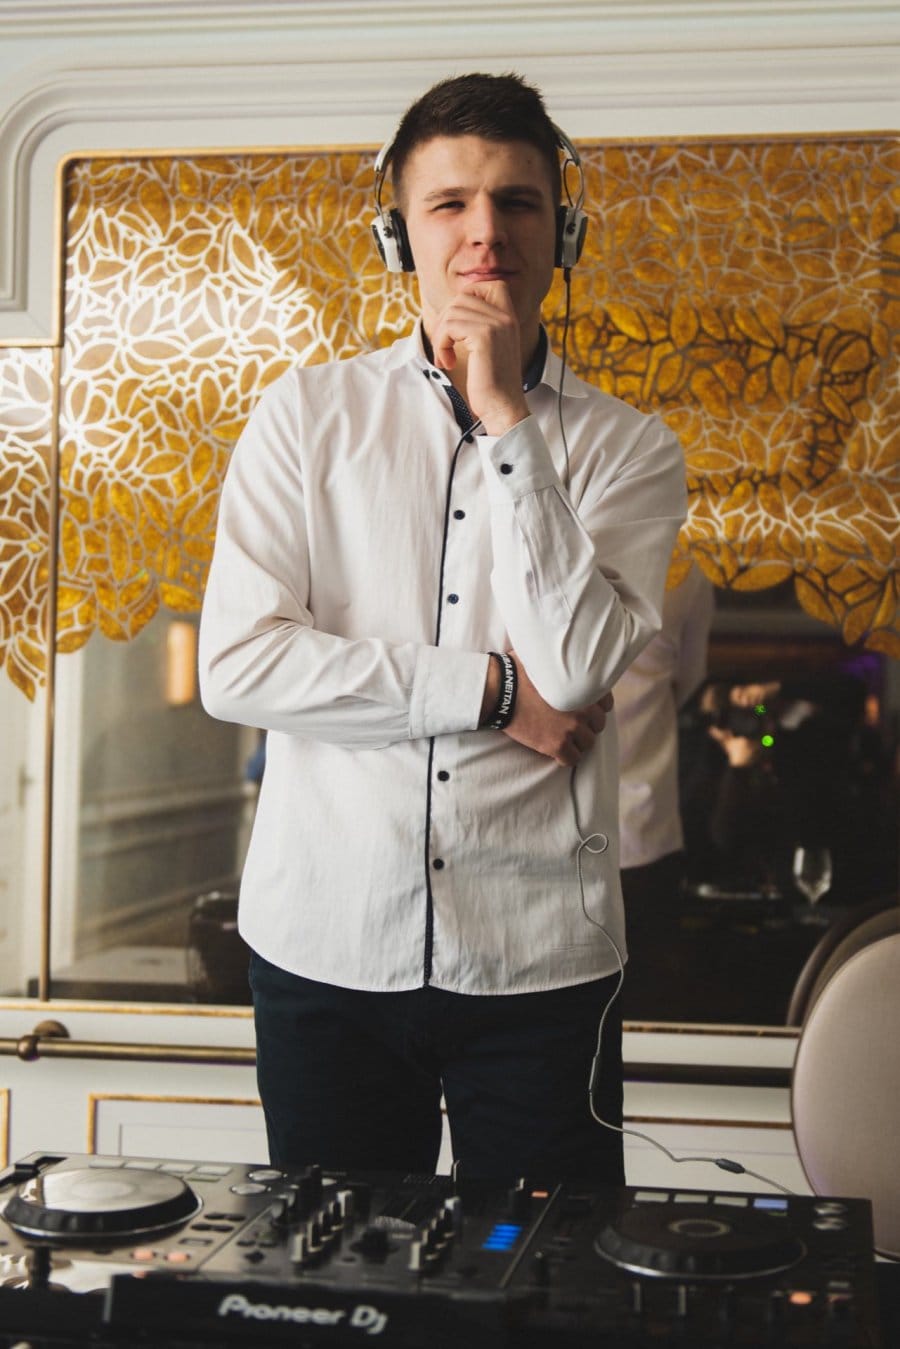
[540, 339, 589, 399]
[522, 327, 547, 392]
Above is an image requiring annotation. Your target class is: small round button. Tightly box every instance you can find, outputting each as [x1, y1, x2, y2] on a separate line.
[437, 770, 450, 782]
[453, 509, 466, 520]
[432, 858, 445, 871]
[447, 593, 459, 604]
[500, 463, 513, 474]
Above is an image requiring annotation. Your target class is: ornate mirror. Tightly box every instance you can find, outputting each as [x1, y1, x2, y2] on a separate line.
[1, 137, 896, 1024]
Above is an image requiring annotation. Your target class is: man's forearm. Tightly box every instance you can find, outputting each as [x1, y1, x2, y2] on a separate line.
[477, 414, 686, 710]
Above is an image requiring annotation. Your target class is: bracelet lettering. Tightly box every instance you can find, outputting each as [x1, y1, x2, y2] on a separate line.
[486, 652, 517, 731]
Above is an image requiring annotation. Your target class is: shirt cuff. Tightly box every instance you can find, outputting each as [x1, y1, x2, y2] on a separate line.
[476, 415, 560, 502]
[409, 646, 492, 740]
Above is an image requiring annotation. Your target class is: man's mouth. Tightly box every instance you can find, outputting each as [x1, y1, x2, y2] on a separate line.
[459, 267, 517, 281]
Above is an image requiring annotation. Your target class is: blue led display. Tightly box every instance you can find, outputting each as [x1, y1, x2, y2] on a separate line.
[481, 1222, 523, 1251]
[754, 1197, 789, 1211]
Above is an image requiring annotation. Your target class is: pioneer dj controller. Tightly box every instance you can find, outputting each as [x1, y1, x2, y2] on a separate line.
[0, 1151, 883, 1347]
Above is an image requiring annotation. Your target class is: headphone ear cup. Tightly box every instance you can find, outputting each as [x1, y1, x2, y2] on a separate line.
[390, 209, 414, 272]
[371, 209, 414, 273]
[555, 205, 588, 269]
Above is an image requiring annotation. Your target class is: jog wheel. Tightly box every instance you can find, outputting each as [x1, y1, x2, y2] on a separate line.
[3, 1165, 201, 1241]
[595, 1200, 806, 1280]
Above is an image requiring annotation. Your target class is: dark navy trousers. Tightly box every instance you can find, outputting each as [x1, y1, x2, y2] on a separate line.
[249, 951, 625, 1185]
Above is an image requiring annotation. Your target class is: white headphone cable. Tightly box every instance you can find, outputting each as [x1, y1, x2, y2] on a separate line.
[569, 765, 794, 1196]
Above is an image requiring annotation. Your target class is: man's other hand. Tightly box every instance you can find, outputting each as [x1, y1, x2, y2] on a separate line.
[503, 655, 613, 766]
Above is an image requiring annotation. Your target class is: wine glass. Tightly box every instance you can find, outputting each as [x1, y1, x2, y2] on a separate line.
[792, 846, 832, 922]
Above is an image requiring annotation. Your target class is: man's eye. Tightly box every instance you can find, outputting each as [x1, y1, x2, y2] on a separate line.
[433, 200, 463, 212]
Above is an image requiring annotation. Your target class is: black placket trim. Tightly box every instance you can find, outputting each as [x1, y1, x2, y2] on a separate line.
[418, 333, 544, 985]
[420, 383, 482, 986]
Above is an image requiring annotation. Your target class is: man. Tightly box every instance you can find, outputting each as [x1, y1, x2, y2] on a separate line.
[199, 72, 686, 1184]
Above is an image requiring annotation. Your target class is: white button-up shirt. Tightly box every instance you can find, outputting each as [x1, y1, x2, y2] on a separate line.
[199, 326, 686, 994]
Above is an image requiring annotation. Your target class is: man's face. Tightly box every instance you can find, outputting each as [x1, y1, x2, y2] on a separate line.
[399, 135, 558, 348]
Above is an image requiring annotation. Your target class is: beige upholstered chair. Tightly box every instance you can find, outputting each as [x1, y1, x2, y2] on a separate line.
[791, 932, 900, 1259]
[786, 896, 900, 1026]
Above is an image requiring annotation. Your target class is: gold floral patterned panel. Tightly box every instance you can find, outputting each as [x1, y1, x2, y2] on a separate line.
[0, 348, 54, 699]
[58, 152, 417, 659]
[2, 136, 898, 698]
[550, 139, 900, 654]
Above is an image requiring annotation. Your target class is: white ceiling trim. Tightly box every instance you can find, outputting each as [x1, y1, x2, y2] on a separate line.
[1, 1, 898, 54]
[0, 0, 897, 27]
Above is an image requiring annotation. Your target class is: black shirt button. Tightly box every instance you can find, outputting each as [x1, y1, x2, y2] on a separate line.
[432, 858, 445, 871]
[437, 770, 450, 782]
[500, 463, 513, 474]
[453, 509, 465, 520]
[447, 593, 459, 604]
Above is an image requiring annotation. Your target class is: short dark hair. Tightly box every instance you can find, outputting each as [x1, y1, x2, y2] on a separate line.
[390, 72, 562, 205]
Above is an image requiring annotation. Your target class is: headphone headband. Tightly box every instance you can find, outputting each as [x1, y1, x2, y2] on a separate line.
[551, 123, 586, 213]
[371, 122, 587, 273]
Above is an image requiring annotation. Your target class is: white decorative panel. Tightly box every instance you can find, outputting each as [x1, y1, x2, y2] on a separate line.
[90, 1093, 267, 1162]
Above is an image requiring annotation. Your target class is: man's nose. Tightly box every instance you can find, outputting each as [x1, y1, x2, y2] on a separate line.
[467, 197, 506, 248]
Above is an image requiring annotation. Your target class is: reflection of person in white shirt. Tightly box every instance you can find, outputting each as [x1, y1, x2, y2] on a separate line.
[199, 72, 686, 1184]
[689, 672, 870, 901]
[615, 564, 713, 1016]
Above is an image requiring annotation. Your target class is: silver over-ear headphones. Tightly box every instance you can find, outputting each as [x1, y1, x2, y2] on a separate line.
[552, 125, 589, 270]
[371, 122, 587, 274]
[371, 137, 414, 273]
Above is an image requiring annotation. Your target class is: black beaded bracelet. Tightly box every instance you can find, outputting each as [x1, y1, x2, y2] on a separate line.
[486, 651, 518, 731]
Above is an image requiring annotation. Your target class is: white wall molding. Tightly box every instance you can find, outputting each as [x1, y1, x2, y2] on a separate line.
[1, 1, 898, 342]
[0, 0, 898, 41]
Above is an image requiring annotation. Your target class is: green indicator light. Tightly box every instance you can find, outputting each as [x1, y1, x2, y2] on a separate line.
[761, 734, 775, 748]
[754, 703, 766, 717]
